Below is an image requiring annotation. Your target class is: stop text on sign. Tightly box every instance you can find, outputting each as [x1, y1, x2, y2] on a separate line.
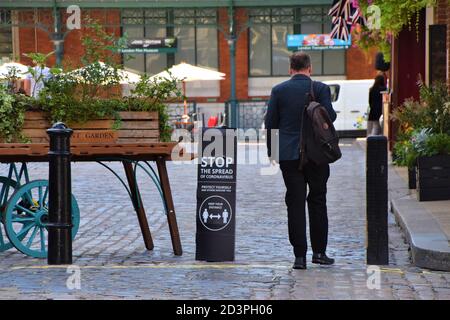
[201, 157, 234, 168]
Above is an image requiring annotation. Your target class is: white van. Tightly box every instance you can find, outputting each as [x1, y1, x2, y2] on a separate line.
[323, 79, 373, 136]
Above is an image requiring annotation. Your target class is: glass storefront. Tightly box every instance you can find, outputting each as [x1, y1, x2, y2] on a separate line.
[0, 10, 13, 61]
[120, 5, 345, 77]
[122, 8, 218, 75]
[248, 6, 346, 77]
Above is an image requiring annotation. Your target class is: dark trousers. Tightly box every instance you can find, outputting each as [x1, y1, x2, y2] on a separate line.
[280, 160, 330, 258]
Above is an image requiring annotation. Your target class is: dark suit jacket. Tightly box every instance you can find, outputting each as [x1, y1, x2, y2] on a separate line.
[368, 86, 386, 121]
[265, 74, 337, 161]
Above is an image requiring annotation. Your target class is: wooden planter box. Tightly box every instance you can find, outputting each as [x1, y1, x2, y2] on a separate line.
[417, 155, 450, 201]
[15, 111, 159, 144]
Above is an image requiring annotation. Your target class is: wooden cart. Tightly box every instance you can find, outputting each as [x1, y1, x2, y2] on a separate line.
[0, 111, 190, 258]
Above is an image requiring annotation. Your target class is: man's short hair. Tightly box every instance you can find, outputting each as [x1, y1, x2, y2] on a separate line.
[290, 52, 311, 71]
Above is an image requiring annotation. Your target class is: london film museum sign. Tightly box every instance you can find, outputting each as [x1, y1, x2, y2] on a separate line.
[119, 38, 178, 54]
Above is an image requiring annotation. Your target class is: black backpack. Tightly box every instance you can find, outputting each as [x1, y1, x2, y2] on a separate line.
[299, 81, 342, 169]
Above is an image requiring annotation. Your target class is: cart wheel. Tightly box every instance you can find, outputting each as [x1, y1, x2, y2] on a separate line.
[0, 176, 20, 252]
[4, 180, 80, 258]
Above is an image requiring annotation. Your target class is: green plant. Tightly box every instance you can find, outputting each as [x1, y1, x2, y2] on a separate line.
[81, 18, 125, 67]
[355, 0, 437, 62]
[128, 74, 184, 142]
[393, 80, 450, 167]
[0, 21, 181, 143]
[393, 81, 450, 136]
[131, 74, 184, 103]
[2, 66, 22, 93]
[23, 52, 61, 98]
[38, 71, 182, 142]
[422, 133, 450, 156]
[418, 81, 450, 134]
[393, 140, 419, 168]
[36, 21, 130, 123]
[393, 129, 429, 168]
[73, 19, 126, 100]
[410, 128, 431, 154]
[392, 98, 428, 134]
[393, 129, 450, 167]
[0, 85, 30, 142]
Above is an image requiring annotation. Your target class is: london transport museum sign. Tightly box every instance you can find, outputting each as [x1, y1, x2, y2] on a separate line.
[287, 34, 351, 51]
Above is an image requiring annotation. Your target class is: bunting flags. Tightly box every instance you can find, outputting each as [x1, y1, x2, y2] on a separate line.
[328, 0, 366, 41]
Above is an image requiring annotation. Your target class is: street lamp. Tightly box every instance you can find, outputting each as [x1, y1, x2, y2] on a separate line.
[50, 34, 64, 67]
[227, 2, 238, 129]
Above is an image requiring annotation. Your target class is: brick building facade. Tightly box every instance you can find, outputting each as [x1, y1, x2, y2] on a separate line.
[1, 1, 378, 105]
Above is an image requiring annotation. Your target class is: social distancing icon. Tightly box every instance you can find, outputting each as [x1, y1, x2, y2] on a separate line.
[199, 196, 232, 232]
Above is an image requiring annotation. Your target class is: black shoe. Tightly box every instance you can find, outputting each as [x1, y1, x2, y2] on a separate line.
[312, 253, 335, 265]
[293, 257, 307, 269]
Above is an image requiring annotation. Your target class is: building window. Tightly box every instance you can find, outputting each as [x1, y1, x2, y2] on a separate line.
[122, 8, 218, 75]
[122, 9, 168, 75]
[249, 24, 271, 76]
[248, 6, 346, 77]
[0, 10, 13, 61]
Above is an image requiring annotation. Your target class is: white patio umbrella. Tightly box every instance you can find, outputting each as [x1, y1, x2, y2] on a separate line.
[0, 62, 30, 79]
[69, 61, 141, 84]
[151, 62, 226, 82]
[150, 62, 226, 115]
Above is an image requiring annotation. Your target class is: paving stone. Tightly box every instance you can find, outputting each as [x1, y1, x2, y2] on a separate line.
[0, 141, 448, 299]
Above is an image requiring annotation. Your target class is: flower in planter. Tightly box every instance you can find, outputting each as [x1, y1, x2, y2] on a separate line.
[421, 133, 450, 157]
[441, 102, 450, 113]
[394, 129, 450, 169]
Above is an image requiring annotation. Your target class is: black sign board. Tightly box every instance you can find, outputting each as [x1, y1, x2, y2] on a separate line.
[119, 38, 178, 54]
[196, 128, 237, 262]
[429, 25, 447, 84]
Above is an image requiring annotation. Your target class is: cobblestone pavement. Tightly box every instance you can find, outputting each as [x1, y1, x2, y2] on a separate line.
[0, 139, 449, 300]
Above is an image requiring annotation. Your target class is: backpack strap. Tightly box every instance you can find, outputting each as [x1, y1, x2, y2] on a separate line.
[309, 80, 316, 102]
[298, 80, 315, 170]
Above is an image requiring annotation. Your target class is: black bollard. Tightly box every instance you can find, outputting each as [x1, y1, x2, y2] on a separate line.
[47, 122, 73, 265]
[366, 136, 389, 265]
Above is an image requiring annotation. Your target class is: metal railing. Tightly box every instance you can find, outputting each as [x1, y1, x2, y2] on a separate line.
[226, 99, 269, 130]
[166, 101, 197, 128]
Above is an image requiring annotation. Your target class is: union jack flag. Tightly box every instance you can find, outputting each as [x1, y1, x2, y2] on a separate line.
[328, 0, 366, 40]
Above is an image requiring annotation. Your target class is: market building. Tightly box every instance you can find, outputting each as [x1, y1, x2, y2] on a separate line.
[0, 0, 377, 126]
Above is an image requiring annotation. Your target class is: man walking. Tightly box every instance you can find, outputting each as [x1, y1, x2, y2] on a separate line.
[265, 52, 337, 269]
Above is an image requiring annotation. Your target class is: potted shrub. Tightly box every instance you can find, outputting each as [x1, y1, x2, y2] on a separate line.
[0, 85, 31, 143]
[393, 129, 429, 189]
[0, 63, 180, 144]
[392, 134, 418, 189]
[0, 21, 183, 144]
[416, 132, 450, 201]
[393, 130, 450, 199]
[392, 97, 429, 189]
[392, 81, 450, 196]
